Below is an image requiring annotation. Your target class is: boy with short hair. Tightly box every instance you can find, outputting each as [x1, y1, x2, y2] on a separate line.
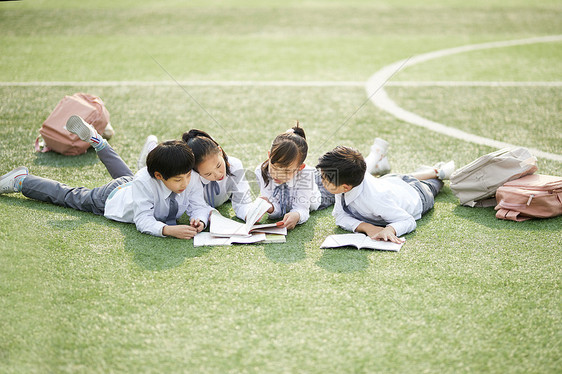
[0, 116, 211, 239]
[316, 146, 454, 244]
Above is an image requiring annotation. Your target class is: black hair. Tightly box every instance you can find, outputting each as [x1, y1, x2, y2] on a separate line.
[181, 129, 232, 176]
[146, 140, 195, 180]
[261, 122, 308, 187]
[316, 146, 366, 187]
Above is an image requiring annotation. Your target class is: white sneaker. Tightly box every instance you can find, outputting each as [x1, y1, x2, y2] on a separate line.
[65, 115, 102, 146]
[433, 160, 455, 180]
[0, 166, 28, 194]
[102, 123, 115, 140]
[365, 138, 390, 175]
[137, 135, 158, 170]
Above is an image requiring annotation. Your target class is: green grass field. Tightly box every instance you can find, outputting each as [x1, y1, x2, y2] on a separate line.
[1, 1, 561, 373]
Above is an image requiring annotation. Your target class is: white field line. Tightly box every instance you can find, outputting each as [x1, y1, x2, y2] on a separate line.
[366, 35, 562, 162]
[1, 80, 561, 87]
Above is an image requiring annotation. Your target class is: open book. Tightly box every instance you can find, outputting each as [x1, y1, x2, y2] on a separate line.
[194, 232, 286, 247]
[209, 198, 287, 238]
[320, 233, 404, 252]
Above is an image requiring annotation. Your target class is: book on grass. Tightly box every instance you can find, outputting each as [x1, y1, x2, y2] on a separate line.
[320, 233, 405, 252]
[209, 199, 286, 238]
[194, 232, 286, 247]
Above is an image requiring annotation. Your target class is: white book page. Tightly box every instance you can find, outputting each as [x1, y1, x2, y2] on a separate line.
[321, 233, 404, 252]
[194, 232, 267, 247]
[229, 233, 266, 244]
[194, 232, 232, 247]
[244, 198, 272, 229]
[251, 226, 287, 235]
[209, 210, 251, 237]
[360, 235, 403, 251]
[321, 234, 366, 249]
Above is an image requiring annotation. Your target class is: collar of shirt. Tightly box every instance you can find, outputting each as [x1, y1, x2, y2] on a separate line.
[156, 179, 175, 200]
[137, 168, 175, 199]
[343, 178, 365, 206]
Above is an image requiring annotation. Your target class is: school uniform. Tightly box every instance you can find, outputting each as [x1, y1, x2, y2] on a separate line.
[200, 156, 253, 221]
[21, 144, 211, 237]
[104, 169, 211, 237]
[333, 173, 442, 236]
[255, 164, 334, 224]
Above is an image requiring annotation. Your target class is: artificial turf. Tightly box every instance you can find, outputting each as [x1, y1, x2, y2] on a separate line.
[1, 1, 561, 373]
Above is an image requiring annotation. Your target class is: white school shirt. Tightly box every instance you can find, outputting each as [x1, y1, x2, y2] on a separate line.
[199, 156, 253, 221]
[333, 173, 422, 237]
[104, 168, 212, 237]
[254, 164, 322, 225]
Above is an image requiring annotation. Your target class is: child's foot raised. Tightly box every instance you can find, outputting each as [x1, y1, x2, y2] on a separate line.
[0, 166, 28, 194]
[433, 160, 455, 180]
[365, 137, 391, 175]
[65, 115, 106, 151]
[137, 135, 158, 170]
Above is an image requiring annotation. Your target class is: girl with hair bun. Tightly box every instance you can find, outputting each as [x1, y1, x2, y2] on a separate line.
[256, 122, 334, 230]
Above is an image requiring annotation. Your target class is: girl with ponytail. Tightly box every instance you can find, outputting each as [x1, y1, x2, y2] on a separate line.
[255, 122, 334, 230]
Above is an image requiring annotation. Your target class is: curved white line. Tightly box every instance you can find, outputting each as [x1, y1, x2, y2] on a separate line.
[366, 35, 562, 162]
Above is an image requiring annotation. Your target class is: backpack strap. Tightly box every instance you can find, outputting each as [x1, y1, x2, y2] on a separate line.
[34, 135, 51, 153]
[495, 208, 530, 222]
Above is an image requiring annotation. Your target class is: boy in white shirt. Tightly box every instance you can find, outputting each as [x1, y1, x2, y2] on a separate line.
[0, 116, 211, 239]
[316, 146, 454, 244]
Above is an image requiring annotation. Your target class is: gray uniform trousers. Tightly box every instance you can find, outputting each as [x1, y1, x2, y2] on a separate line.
[385, 174, 443, 215]
[21, 145, 134, 216]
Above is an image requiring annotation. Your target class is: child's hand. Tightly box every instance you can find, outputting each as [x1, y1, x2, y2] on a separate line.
[279, 211, 300, 230]
[371, 226, 404, 244]
[356, 222, 383, 237]
[163, 224, 199, 239]
[190, 218, 205, 233]
[259, 197, 275, 213]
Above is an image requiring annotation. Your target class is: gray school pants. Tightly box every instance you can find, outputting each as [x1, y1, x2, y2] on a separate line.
[383, 174, 443, 215]
[21, 145, 134, 216]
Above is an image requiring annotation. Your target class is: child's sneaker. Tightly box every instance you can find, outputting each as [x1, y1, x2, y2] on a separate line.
[365, 137, 391, 175]
[0, 166, 28, 194]
[137, 135, 158, 170]
[65, 115, 105, 150]
[102, 123, 115, 140]
[433, 160, 455, 180]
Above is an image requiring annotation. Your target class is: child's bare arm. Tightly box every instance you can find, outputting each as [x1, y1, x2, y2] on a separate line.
[355, 222, 384, 237]
[162, 224, 199, 239]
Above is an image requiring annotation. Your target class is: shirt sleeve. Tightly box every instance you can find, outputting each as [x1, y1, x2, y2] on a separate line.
[185, 178, 213, 228]
[290, 169, 315, 225]
[380, 205, 417, 237]
[332, 194, 363, 233]
[255, 166, 282, 220]
[132, 178, 166, 237]
[230, 166, 254, 221]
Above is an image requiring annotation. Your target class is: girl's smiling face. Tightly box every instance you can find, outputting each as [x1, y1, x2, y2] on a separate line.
[197, 152, 226, 182]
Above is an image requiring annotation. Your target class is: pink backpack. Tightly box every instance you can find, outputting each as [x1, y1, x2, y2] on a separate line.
[36, 93, 110, 156]
[494, 174, 562, 221]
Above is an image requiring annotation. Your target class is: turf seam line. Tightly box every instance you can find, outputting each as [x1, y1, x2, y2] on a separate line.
[366, 35, 562, 162]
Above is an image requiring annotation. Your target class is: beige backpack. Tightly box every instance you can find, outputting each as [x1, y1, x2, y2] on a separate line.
[35, 93, 110, 156]
[450, 147, 538, 207]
